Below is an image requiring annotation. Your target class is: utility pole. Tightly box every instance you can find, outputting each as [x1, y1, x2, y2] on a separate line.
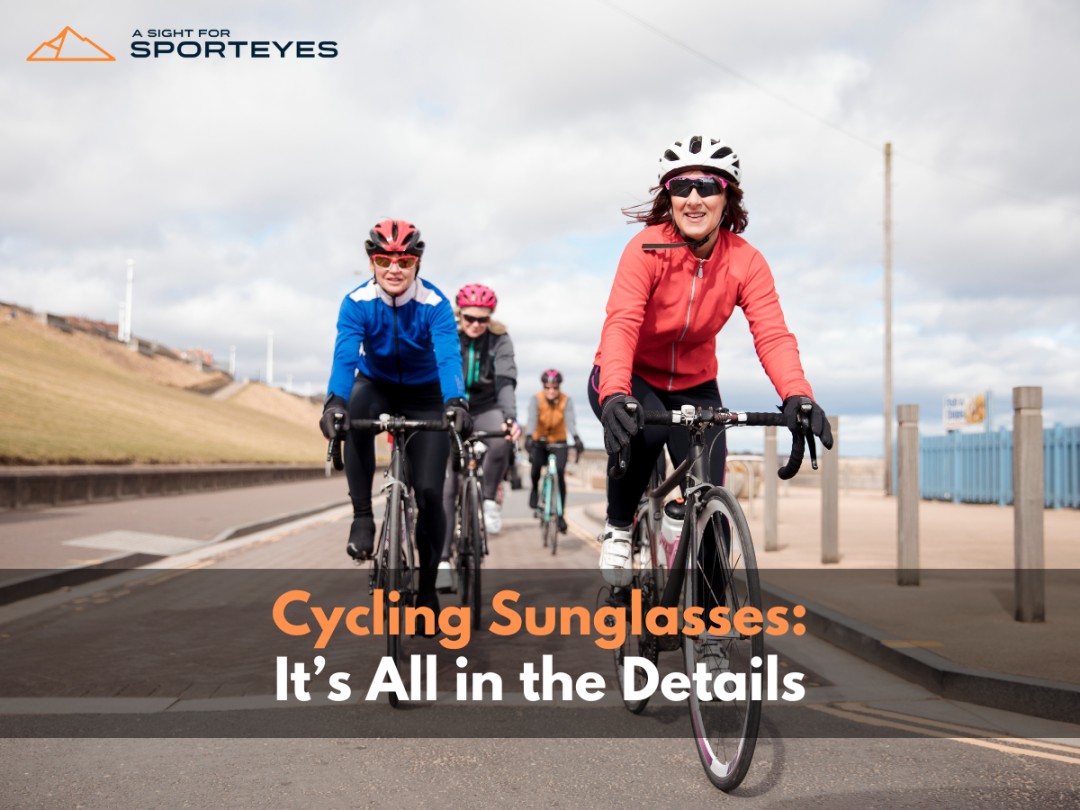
[883, 143, 894, 496]
[123, 258, 135, 343]
[266, 330, 274, 387]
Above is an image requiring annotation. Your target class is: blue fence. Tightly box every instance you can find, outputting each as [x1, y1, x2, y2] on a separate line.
[919, 425, 1080, 508]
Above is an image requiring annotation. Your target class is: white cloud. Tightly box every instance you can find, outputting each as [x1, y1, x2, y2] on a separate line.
[3, 1, 1080, 458]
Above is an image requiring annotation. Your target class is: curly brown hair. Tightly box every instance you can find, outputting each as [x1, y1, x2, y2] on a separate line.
[622, 172, 749, 234]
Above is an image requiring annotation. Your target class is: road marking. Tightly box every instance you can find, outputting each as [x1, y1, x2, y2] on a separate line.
[64, 530, 201, 555]
[809, 703, 1080, 764]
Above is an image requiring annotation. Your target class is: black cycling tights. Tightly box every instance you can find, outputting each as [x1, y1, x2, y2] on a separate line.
[344, 375, 448, 574]
[587, 366, 727, 527]
[530, 442, 568, 507]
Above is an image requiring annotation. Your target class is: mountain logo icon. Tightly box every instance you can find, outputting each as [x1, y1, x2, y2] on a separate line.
[27, 27, 116, 62]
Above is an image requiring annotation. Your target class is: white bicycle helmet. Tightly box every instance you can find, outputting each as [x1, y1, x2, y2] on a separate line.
[658, 135, 741, 185]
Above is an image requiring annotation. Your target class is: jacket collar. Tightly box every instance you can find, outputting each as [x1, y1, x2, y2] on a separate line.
[374, 279, 419, 307]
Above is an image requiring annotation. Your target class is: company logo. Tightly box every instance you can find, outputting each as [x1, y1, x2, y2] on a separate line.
[27, 27, 116, 62]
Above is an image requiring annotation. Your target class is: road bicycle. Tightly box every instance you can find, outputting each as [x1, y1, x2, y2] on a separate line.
[447, 425, 511, 630]
[603, 400, 816, 791]
[328, 411, 449, 707]
[533, 440, 575, 555]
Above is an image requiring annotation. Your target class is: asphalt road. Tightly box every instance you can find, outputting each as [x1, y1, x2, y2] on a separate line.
[1, 479, 1077, 808]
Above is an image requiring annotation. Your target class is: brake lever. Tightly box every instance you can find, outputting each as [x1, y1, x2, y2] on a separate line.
[798, 401, 819, 471]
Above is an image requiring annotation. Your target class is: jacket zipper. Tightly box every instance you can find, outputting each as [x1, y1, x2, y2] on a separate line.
[392, 299, 403, 384]
[668, 259, 704, 390]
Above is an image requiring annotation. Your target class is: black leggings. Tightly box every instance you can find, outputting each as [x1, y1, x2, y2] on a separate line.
[587, 366, 726, 526]
[344, 375, 449, 573]
[530, 442, 568, 508]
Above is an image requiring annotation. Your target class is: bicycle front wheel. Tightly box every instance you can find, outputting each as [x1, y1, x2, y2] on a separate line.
[467, 478, 485, 630]
[683, 487, 762, 792]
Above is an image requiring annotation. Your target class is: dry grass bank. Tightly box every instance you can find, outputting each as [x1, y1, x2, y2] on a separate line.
[0, 308, 323, 464]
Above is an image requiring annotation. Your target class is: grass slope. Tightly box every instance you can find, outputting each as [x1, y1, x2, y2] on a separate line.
[0, 310, 324, 465]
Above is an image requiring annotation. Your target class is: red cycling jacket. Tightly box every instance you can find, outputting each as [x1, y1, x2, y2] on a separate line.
[593, 223, 814, 403]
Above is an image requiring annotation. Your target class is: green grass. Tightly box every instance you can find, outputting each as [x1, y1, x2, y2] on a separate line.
[0, 317, 324, 465]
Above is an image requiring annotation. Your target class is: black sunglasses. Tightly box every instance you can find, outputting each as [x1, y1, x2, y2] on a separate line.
[462, 314, 490, 325]
[664, 175, 729, 198]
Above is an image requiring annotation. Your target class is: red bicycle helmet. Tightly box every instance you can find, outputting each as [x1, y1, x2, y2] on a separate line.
[456, 284, 498, 310]
[540, 369, 563, 385]
[365, 219, 425, 257]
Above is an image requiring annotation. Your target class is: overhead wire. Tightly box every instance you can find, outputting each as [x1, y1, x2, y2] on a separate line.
[595, 0, 1079, 216]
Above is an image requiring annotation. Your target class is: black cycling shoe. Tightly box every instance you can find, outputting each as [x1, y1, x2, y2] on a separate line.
[346, 514, 375, 561]
[557, 515, 568, 533]
[528, 490, 538, 510]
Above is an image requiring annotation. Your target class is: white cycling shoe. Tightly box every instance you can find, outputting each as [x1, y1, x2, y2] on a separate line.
[483, 499, 502, 534]
[599, 523, 633, 587]
[435, 560, 455, 593]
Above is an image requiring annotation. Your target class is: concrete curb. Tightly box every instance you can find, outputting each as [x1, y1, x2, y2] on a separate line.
[0, 498, 349, 607]
[762, 580, 1080, 725]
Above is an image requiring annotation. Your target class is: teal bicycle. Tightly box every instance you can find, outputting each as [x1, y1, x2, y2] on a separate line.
[534, 440, 582, 554]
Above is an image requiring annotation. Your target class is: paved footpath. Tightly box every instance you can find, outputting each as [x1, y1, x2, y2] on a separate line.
[580, 486, 1080, 692]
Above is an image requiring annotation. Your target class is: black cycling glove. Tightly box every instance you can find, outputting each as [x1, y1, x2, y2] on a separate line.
[320, 395, 349, 440]
[781, 395, 834, 450]
[600, 393, 644, 455]
[524, 436, 535, 454]
[445, 397, 473, 438]
[573, 435, 585, 463]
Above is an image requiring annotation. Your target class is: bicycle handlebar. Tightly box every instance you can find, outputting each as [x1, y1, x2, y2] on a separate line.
[607, 403, 816, 482]
[325, 412, 455, 475]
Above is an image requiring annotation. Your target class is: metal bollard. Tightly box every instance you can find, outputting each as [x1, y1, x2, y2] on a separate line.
[897, 404, 920, 585]
[764, 425, 778, 552]
[1013, 386, 1045, 622]
[821, 416, 839, 564]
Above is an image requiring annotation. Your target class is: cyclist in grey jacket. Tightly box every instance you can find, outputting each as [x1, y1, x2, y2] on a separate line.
[439, 284, 521, 589]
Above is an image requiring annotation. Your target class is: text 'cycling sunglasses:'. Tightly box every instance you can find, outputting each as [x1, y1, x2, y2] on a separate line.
[372, 254, 419, 270]
[462, 314, 490, 325]
[664, 175, 729, 198]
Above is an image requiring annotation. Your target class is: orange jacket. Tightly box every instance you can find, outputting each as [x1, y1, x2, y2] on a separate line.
[593, 223, 813, 403]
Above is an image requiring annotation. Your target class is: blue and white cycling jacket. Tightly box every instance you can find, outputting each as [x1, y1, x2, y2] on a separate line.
[326, 277, 466, 403]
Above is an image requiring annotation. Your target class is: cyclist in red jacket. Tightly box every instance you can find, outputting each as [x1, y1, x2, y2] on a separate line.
[589, 135, 833, 586]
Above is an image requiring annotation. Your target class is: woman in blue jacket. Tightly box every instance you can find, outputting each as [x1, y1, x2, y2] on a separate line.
[320, 219, 470, 613]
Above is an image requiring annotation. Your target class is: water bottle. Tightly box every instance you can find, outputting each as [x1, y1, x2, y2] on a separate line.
[657, 498, 685, 570]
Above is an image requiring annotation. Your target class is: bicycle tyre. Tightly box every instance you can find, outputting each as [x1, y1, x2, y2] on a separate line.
[385, 486, 413, 709]
[539, 474, 551, 548]
[458, 486, 474, 613]
[612, 520, 659, 714]
[545, 505, 558, 555]
[683, 487, 762, 792]
[467, 478, 485, 630]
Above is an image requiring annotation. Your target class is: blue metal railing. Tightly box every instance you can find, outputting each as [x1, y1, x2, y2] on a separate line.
[919, 425, 1080, 508]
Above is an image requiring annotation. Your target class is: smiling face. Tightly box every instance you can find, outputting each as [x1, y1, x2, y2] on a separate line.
[371, 253, 418, 297]
[669, 169, 727, 255]
[460, 306, 492, 338]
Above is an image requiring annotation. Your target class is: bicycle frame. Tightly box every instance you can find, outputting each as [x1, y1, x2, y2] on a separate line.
[541, 450, 564, 524]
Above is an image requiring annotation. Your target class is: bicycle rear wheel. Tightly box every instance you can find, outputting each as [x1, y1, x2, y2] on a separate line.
[683, 487, 762, 791]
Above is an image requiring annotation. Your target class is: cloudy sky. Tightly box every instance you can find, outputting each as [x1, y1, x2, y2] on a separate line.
[3, 1, 1079, 455]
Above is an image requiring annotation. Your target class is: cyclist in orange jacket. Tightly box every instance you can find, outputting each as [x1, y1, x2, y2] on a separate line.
[526, 369, 585, 533]
[589, 135, 833, 586]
